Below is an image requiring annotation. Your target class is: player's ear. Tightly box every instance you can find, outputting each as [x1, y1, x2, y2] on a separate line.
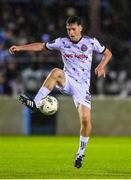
[79, 25, 83, 32]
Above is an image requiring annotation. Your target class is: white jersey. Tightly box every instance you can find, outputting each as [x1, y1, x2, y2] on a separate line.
[45, 36, 105, 87]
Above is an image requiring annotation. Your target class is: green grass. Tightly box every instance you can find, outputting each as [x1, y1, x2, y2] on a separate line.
[0, 136, 131, 179]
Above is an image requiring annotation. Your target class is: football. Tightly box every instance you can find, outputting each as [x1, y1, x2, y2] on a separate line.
[38, 95, 58, 115]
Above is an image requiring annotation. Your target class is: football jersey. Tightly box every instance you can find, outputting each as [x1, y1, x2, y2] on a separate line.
[45, 36, 106, 87]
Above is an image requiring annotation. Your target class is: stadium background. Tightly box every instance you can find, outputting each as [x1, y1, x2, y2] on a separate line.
[0, 0, 131, 179]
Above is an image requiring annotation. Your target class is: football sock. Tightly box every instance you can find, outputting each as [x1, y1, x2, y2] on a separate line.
[34, 86, 50, 107]
[77, 136, 89, 155]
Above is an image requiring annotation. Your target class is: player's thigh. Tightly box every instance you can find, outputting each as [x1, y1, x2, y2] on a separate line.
[77, 104, 91, 123]
[56, 70, 66, 88]
[47, 68, 66, 87]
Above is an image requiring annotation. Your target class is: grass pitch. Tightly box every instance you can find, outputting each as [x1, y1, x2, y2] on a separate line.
[0, 136, 131, 179]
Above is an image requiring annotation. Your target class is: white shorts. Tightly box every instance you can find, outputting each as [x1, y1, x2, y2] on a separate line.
[56, 73, 91, 109]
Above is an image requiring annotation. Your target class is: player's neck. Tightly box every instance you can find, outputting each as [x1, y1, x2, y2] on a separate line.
[70, 35, 83, 44]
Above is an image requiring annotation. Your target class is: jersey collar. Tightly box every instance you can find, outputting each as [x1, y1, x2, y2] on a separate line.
[69, 35, 83, 44]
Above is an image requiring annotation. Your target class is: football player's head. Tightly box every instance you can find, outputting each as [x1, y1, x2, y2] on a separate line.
[66, 16, 83, 42]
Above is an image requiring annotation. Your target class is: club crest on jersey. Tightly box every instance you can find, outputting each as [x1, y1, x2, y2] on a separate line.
[81, 44, 88, 52]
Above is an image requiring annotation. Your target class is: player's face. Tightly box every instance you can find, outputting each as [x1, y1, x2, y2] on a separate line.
[66, 23, 83, 42]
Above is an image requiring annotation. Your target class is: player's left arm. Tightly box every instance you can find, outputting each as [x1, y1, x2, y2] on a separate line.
[95, 48, 112, 78]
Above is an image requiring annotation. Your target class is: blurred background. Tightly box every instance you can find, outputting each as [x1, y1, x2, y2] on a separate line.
[0, 0, 131, 136]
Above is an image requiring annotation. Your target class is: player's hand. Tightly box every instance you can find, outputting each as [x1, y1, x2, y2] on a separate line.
[9, 45, 22, 54]
[95, 65, 106, 78]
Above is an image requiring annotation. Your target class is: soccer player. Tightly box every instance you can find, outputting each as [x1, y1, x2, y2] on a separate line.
[9, 16, 112, 168]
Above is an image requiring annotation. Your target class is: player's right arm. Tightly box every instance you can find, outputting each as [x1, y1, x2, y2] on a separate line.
[9, 42, 47, 54]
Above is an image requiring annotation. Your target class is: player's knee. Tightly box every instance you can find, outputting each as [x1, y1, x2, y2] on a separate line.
[81, 115, 90, 127]
[50, 68, 63, 79]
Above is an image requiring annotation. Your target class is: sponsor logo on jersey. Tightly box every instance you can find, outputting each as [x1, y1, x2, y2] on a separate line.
[64, 45, 71, 48]
[64, 53, 88, 59]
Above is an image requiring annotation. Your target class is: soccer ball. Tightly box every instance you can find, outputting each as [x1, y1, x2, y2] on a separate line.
[38, 95, 58, 115]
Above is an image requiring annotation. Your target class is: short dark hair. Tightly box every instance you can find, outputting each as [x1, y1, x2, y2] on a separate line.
[66, 16, 83, 26]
